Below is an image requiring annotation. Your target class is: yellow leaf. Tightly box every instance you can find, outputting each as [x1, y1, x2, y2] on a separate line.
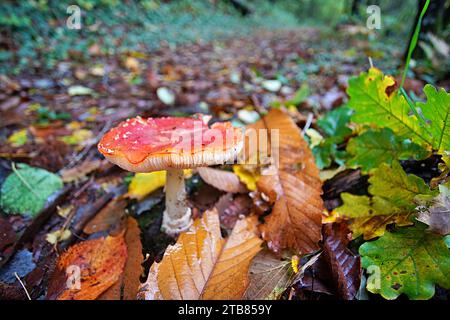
[232, 165, 259, 191]
[46, 229, 71, 245]
[127, 170, 192, 200]
[60, 129, 93, 146]
[8, 129, 28, 147]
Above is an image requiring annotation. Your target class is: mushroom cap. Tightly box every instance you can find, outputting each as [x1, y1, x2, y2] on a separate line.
[98, 115, 243, 172]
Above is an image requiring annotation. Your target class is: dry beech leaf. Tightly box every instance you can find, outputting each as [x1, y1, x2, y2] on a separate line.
[198, 167, 247, 193]
[244, 250, 293, 300]
[99, 217, 143, 300]
[137, 208, 262, 300]
[257, 109, 323, 254]
[322, 223, 361, 300]
[47, 234, 127, 300]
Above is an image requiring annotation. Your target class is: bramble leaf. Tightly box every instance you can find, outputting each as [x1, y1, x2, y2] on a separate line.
[360, 224, 450, 300]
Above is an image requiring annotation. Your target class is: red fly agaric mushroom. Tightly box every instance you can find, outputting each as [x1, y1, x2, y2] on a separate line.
[98, 115, 243, 235]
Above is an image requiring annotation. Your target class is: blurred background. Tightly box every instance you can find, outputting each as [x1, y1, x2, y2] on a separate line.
[1, 0, 449, 80]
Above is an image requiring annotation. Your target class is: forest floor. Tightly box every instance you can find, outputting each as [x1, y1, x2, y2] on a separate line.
[0, 26, 446, 300]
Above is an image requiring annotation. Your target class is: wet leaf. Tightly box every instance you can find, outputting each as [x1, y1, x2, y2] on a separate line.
[137, 209, 262, 300]
[360, 224, 450, 300]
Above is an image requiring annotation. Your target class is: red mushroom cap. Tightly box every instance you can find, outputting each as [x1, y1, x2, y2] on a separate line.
[98, 115, 243, 172]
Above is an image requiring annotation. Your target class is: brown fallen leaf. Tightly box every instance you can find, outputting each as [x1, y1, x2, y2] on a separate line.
[137, 208, 262, 300]
[215, 193, 253, 229]
[83, 198, 127, 235]
[46, 234, 127, 300]
[322, 223, 361, 300]
[198, 167, 247, 193]
[98, 217, 143, 300]
[244, 250, 293, 300]
[60, 159, 102, 183]
[257, 109, 323, 254]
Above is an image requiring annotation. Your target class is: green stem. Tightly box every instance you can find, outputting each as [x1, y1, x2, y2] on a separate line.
[400, 0, 430, 89]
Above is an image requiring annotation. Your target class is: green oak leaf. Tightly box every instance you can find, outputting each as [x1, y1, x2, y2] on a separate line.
[346, 128, 430, 173]
[418, 85, 450, 154]
[336, 162, 436, 239]
[0, 163, 63, 217]
[360, 223, 450, 300]
[347, 68, 432, 146]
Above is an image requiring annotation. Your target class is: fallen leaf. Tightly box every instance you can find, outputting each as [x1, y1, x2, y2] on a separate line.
[68, 85, 94, 96]
[244, 250, 293, 300]
[232, 165, 259, 191]
[7, 129, 28, 147]
[256, 109, 324, 254]
[417, 184, 450, 235]
[126, 170, 191, 200]
[198, 167, 247, 193]
[261, 79, 282, 92]
[47, 234, 127, 300]
[137, 209, 262, 300]
[322, 223, 361, 300]
[336, 162, 436, 239]
[98, 217, 143, 300]
[83, 198, 127, 235]
[156, 87, 175, 105]
[360, 223, 450, 300]
[46, 229, 71, 245]
[60, 159, 101, 183]
[215, 193, 253, 229]
[0, 163, 63, 217]
[126, 171, 166, 200]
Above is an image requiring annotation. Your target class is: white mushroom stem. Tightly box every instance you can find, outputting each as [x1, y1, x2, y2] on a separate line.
[161, 168, 192, 235]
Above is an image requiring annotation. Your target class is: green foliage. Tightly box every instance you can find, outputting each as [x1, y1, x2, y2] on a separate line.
[346, 128, 430, 173]
[348, 68, 450, 154]
[312, 105, 353, 169]
[360, 223, 450, 300]
[0, 164, 63, 217]
[36, 106, 71, 125]
[418, 85, 450, 154]
[336, 162, 436, 239]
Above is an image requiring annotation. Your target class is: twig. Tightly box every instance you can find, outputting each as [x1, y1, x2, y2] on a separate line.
[14, 272, 31, 300]
[11, 162, 40, 199]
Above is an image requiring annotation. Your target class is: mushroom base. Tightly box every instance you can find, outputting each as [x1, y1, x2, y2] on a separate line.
[161, 168, 192, 235]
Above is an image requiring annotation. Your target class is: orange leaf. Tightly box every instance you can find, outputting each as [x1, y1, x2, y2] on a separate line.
[98, 217, 144, 300]
[198, 167, 247, 193]
[47, 234, 127, 300]
[137, 208, 262, 300]
[257, 109, 323, 254]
